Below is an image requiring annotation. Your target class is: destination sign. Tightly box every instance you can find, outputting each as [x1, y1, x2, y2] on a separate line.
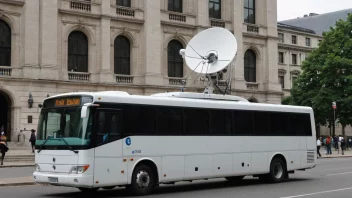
[54, 98, 81, 107]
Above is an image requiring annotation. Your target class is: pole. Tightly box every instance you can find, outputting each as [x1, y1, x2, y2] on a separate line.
[333, 109, 336, 137]
[332, 102, 336, 137]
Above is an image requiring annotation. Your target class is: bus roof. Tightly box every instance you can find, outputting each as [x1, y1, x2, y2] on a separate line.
[46, 91, 313, 114]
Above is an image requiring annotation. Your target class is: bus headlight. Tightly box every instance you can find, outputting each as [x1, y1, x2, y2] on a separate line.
[35, 164, 40, 172]
[69, 165, 90, 174]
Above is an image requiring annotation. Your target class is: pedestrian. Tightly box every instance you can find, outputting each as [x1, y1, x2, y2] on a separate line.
[326, 136, 332, 155]
[0, 132, 9, 165]
[341, 137, 346, 155]
[29, 129, 36, 153]
[317, 138, 322, 158]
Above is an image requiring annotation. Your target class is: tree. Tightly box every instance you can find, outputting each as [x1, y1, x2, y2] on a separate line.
[287, 13, 352, 138]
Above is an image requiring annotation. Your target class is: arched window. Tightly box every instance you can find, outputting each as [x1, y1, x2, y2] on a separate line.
[114, 36, 130, 75]
[68, 31, 88, 72]
[244, 49, 256, 82]
[168, 40, 183, 77]
[0, 20, 11, 66]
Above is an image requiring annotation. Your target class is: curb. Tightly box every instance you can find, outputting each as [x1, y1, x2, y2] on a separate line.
[320, 156, 352, 159]
[0, 182, 36, 187]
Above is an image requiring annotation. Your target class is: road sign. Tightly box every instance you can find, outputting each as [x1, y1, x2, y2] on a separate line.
[332, 102, 336, 109]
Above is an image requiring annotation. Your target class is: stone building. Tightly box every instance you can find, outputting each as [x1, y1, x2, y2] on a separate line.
[0, 0, 281, 142]
[276, 23, 323, 97]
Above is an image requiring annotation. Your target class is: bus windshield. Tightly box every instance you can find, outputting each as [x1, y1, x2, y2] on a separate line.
[36, 107, 92, 148]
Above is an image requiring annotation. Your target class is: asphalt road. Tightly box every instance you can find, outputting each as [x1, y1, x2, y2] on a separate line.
[2, 158, 352, 198]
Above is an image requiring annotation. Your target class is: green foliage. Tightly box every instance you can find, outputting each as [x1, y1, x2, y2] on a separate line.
[289, 13, 352, 129]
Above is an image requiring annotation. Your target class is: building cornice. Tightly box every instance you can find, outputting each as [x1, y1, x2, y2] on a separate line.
[278, 43, 314, 53]
[59, 9, 101, 19]
[59, 9, 145, 24]
[278, 28, 323, 38]
[0, 77, 284, 96]
[243, 32, 268, 39]
[161, 21, 197, 29]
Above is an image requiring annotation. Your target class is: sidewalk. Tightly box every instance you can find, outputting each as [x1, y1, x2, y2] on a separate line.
[319, 147, 352, 158]
[0, 176, 35, 187]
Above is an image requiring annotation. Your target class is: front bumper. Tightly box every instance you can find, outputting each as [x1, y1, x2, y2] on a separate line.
[33, 172, 93, 188]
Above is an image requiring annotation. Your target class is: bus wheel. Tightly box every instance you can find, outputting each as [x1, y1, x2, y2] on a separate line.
[127, 164, 156, 196]
[78, 187, 99, 193]
[267, 157, 287, 183]
[225, 176, 244, 182]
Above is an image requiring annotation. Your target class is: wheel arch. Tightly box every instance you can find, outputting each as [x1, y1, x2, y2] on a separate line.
[268, 153, 288, 172]
[129, 158, 160, 184]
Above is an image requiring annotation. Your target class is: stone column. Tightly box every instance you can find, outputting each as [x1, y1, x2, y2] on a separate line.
[22, 0, 40, 78]
[232, 0, 247, 90]
[196, 0, 208, 28]
[285, 52, 291, 89]
[39, 0, 59, 80]
[143, 0, 162, 85]
[264, 0, 281, 92]
[99, 0, 113, 83]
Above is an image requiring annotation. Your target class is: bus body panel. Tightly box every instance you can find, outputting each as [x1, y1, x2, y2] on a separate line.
[213, 154, 233, 177]
[34, 149, 94, 187]
[161, 156, 185, 182]
[93, 139, 128, 187]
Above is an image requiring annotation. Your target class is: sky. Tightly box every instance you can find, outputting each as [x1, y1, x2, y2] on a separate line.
[277, 0, 352, 21]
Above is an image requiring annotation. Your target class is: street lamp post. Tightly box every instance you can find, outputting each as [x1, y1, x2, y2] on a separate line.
[332, 102, 336, 137]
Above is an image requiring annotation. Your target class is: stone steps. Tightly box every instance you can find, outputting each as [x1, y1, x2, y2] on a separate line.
[3, 155, 34, 163]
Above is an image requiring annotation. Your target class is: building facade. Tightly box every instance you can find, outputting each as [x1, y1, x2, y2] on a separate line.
[276, 23, 323, 97]
[0, 0, 281, 142]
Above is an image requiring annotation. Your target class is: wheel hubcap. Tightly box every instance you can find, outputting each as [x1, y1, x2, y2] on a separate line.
[136, 170, 150, 188]
[273, 163, 283, 179]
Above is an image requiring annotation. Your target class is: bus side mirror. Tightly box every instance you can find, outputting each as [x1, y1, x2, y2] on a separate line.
[81, 106, 88, 118]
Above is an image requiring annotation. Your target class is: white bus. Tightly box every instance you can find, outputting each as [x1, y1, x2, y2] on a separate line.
[33, 91, 316, 196]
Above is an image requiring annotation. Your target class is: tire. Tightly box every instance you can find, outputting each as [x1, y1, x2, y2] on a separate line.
[267, 157, 287, 183]
[78, 187, 99, 193]
[102, 186, 116, 190]
[126, 164, 157, 196]
[225, 176, 245, 182]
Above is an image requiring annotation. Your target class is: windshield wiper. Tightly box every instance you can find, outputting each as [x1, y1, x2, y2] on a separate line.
[59, 137, 79, 154]
[37, 136, 52, 153]
[37, 131, 79, 154]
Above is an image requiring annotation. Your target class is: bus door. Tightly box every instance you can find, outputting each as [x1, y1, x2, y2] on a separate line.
[93, 108, 127, 186]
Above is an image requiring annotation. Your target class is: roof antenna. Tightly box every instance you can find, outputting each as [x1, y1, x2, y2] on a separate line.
[180, 27, 238, 95]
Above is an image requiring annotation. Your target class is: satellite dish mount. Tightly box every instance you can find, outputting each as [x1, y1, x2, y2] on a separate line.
[180, 27, 238, 95]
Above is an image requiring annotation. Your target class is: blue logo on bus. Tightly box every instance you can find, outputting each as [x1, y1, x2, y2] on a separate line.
[125, 137, 131, 146]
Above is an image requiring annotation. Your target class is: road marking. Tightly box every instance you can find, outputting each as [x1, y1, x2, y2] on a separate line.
[280, 187, 352, 198]
[327, 172, 352, 176]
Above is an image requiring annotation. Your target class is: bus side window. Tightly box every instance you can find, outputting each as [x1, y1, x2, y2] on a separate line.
[96, 111, 121, 145]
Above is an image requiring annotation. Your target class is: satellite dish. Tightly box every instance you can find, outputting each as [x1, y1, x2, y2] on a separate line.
[180, 27, 238, 94]
[181, 27, 237, 74]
